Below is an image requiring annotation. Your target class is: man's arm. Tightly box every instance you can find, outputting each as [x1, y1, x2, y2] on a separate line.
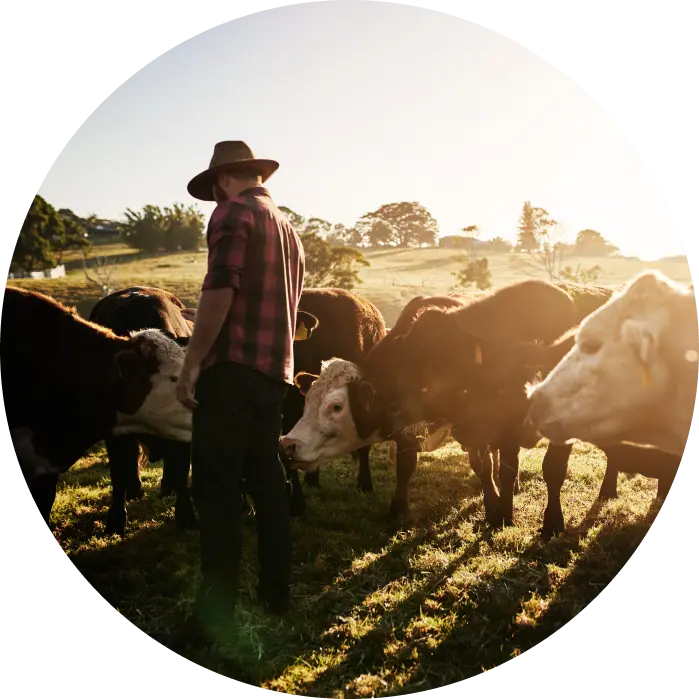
[181, 288, 234, 368]
[184, 202, 251, 366]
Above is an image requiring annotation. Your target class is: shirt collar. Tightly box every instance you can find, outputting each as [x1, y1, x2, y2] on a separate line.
[238, 186, 270, 198]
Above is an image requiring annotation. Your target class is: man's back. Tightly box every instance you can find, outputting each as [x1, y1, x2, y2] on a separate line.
[201, 186, 305, 383]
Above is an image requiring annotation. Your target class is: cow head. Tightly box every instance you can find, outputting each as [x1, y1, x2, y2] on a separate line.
[111, 329, 192, 442]
[280, 358, 380, 470]
[528, 271, 696, 448]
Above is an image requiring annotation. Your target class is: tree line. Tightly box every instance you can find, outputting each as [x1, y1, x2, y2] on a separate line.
[12, 195, 621, 293]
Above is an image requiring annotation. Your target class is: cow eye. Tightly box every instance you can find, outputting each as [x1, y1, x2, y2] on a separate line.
[331, 403, 343, 413]
[579, 339, 602, 355]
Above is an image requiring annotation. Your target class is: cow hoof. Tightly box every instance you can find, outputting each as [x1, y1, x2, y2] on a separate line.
[289, 497, 307, 518]
[388, 499, 410, 522]
[175, 507, 197, 531]
[105, 509, 126, 537]
[303, 471, 321, 488]
[357, 478, 374, 493]
[541, 511, 565, 539]
[126, 485, 144, 502]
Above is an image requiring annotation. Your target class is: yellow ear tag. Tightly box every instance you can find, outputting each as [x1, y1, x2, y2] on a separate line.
[474, 344, 483, 365]
[640, 362, 651, 388]
[295, 321, 309, 341]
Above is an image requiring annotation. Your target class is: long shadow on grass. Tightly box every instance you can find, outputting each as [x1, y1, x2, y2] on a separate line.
[386, 499, 663, 695]
[514, 500, 662, 653]
[303, 492, 636, 696]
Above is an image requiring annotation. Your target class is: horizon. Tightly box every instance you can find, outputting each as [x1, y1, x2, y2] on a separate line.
[37, 1, 683, 262]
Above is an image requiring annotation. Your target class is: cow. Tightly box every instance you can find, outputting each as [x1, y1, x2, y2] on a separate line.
[283, 280, 680, 534]
[528, 270, 698, 456]
[280, 288, 386, 516]
[88, 287, 195, 535]
[282, 293, 486, 520]
[1, 286, 193, 525]
[379, 280, 682, 535]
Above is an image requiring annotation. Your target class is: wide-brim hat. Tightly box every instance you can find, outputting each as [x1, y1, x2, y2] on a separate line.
[187, 141, 279, 201]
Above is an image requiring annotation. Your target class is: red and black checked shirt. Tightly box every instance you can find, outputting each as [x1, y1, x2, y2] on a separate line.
[200, 187, 305, 384]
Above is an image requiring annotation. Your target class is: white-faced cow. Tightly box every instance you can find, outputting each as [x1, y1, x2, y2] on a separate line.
[282, 293, 481, 521]
[528, 270, 698, 456]
[280, 288, 386, 515]
[1, 286, 194, 524]
[88, 286, 195, 535]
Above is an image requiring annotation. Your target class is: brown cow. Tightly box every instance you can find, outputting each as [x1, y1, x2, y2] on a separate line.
[282, 292, 488, 520]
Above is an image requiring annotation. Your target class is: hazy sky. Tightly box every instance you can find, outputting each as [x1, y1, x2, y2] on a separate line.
[38, 1, 682, 260]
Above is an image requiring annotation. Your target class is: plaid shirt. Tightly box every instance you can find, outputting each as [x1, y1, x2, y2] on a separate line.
[201, 187, 305, 384]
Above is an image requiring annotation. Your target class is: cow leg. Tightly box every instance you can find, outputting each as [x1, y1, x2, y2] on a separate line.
[496, 443, 520, 527]
[388, 437, 418, 521]
[465, 445, 500, 526]
[105, 436, 140, 536]
[287, 468, 306, 517]
[162, 440, 196, 530]
[304, 467, 321, 488]
[491, 448, 520, 496]
[598, 462, 619, 500]
[356, 447, 373, 492]
[541, 442, 574, 538]
[31, 472, 60, 525]
[125, 448, 146, 501]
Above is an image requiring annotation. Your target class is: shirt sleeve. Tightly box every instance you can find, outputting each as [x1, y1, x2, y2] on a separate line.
[201, 203, 253, 291]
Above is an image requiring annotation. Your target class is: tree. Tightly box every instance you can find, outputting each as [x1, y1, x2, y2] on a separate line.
[517, 201, 556, 251]
[163, 203, 205, 251]
[279, 206, 306, 231]
[121, 205, 168, 253]
[300, 232, 369, 289]
[304, 217, 333, 239]
[55, 208, 90, 262]
[511, 223, 603, 284]
[82, 250, 118, 297]
[453, 257, 492, 290]
[574, 229, 619, 257]
[484, 237, 512, 253]
[12, 195, 88, 273]
[358, 201, 439, 247]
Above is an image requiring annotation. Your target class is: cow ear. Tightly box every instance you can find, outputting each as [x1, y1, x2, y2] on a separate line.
[621, 318, 656, 364]
[295, 311, 319, 341]
[113, 348, 145, 382]
[294, 371, 318, 396]
[354, 379, 375, 414]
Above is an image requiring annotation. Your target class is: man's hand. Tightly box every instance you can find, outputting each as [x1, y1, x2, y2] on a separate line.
[176, 361, 201, 410]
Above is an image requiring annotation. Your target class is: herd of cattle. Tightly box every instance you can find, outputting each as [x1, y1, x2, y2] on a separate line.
[1, 270, 696, 541]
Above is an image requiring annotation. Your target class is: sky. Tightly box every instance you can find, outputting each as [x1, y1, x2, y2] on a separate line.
[38, 1, 683, 261]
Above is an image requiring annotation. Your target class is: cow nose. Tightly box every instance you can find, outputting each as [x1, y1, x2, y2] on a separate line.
[280, 436, 296, 457]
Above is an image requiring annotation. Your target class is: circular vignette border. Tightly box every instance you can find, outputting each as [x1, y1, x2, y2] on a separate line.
[2, 6, 696, 696]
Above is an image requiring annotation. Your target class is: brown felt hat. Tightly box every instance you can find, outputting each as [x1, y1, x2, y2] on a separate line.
[187, 141, 279, 201]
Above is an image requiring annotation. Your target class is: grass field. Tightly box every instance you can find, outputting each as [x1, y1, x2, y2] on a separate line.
[8, 244, 688, 695]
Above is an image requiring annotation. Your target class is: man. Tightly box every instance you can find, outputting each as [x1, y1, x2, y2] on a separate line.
[177, 141, 305, 634]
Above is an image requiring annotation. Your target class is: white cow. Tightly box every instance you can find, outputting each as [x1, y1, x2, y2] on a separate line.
[528, 270, 697, 455]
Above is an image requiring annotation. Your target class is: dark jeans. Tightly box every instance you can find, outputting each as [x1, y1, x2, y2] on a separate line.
[191, 361, 291, 603]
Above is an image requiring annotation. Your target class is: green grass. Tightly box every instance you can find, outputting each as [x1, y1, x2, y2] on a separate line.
[51, 439, 665, 696]
[10, 245, 681, 693]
